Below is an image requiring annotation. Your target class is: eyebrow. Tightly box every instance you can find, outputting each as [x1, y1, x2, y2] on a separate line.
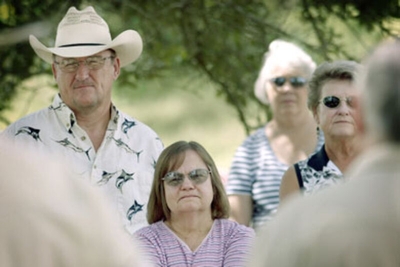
[55, 53, 113, 60]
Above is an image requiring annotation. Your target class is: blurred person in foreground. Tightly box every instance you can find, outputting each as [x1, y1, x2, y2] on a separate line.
[135, 141, 255, 266]
[0, 6, 163, 233]
[280, 60, 363, 202]
[249, 39, 400, 267]
[226, 39, 324, 228]
[0, 141, 151, 267]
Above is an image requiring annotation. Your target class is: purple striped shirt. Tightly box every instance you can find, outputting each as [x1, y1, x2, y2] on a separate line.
[135, 219, 255, 266]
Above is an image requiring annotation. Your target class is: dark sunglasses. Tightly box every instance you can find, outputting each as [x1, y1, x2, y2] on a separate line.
[270, 77, 307, 88]
[162, 168, 211, 187]
[320, 96, 354, 108]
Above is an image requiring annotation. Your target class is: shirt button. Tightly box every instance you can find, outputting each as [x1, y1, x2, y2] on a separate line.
[81, 136, 86, 141]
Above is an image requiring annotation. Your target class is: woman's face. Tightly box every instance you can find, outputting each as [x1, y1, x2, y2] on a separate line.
[315, 79, 360, 140]
[264, 64, 310, 117]
[163, 150, 214, 218]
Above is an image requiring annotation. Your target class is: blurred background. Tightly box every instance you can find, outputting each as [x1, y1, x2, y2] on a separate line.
[1, 0, 399, 175]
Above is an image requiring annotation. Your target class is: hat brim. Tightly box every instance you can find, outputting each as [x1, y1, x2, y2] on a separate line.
[29, 30, 142, 67]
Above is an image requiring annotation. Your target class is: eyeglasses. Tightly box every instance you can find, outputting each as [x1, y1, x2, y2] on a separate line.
[162, 168, 211, 187]
[270, 77, 307, 88]
[320, 96, 354, 108]
[54, 56, 115, 73]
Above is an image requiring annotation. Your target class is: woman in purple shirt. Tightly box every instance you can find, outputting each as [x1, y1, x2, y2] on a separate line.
[135, 141, 255, 267]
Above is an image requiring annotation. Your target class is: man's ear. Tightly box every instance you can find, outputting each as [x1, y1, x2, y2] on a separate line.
[52, 63, 58, 80]
[113, 57, 121, 80]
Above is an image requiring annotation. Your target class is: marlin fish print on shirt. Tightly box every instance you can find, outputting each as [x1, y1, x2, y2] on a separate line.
[109, 136, 143, 162]
[115, 169, 134, 193]
[55, 138, 91, 160]
[127, 200, 144, 221]
[97, 170, 118, 186]
[15, 126, 42, 141]
[122, 118, 136, 134]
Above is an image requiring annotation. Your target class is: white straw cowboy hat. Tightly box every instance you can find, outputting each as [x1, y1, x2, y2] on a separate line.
[29, 6, 142, 67]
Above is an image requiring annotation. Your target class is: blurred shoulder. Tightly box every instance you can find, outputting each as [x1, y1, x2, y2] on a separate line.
[135, 221, 166, 237]
[237, 127, 268, 151]
[215, 219, 255, 236]
[1, 107, 51, 132]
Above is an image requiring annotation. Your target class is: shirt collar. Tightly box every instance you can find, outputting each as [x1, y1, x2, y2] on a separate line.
[307, 144, 330, 171]
[50, 94, 120, 133]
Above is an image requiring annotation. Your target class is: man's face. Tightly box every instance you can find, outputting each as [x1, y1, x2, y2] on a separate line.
[52, 50, 120, 114]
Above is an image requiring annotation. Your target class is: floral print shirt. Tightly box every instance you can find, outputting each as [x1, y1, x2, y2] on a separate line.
[295, 145, 344, 196]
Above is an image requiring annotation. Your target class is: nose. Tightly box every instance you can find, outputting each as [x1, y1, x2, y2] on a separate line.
[180, 175, 195, 189]
[337, 101, 351, 115]
[75, 61, 90, 81]
[278, 82, 293, 92]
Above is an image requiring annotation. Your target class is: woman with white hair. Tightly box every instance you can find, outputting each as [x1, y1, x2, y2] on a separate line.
[226, 40, 324, 228]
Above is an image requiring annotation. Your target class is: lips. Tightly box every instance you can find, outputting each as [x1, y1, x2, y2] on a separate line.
[73, 83, 94, 89]
[280, 97, 296, 104]
[334, 120, 351, 124]
[179, 195, 198, 200]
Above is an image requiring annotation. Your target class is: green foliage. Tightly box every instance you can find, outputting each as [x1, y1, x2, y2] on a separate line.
[303, 0, 399, 30]
[0, 0, 397, 132]
[110, 0, 292, 132]
[0, 0, 83, 124]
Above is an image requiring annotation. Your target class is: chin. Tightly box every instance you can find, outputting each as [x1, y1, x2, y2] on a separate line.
[331, 131, 356, 139]
[281, 107, 300, 115]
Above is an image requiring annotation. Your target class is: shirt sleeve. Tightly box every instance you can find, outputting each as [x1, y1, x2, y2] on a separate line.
[223, 224, 256, 266]
[225, 135, 258, 196]
[134, 230, 164, 267]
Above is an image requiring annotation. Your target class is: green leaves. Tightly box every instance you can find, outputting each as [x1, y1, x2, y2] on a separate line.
[0, 0, 397, 132]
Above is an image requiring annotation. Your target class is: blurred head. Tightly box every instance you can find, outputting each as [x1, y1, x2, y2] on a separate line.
[360, 39, 400, 143]
[147, 141, 230, 224]
[250, 199, 400, 267]
[0, 141, 148, 267]
[254, 39, 316, 105]
[308, 61, 362, 139]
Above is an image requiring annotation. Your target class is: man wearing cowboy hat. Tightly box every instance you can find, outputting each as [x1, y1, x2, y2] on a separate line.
[0, 6, 163, 234]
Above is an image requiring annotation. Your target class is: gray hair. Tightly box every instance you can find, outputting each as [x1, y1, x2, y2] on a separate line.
[308, 60, 362, 114]
[361, 39, 400, 143]
[254, 39, 316, 104]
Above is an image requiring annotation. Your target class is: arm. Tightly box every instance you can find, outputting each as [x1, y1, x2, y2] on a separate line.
[226, 134, 259, 227]
[228, 194, 253, 226]
[279, 166, 301, 204]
